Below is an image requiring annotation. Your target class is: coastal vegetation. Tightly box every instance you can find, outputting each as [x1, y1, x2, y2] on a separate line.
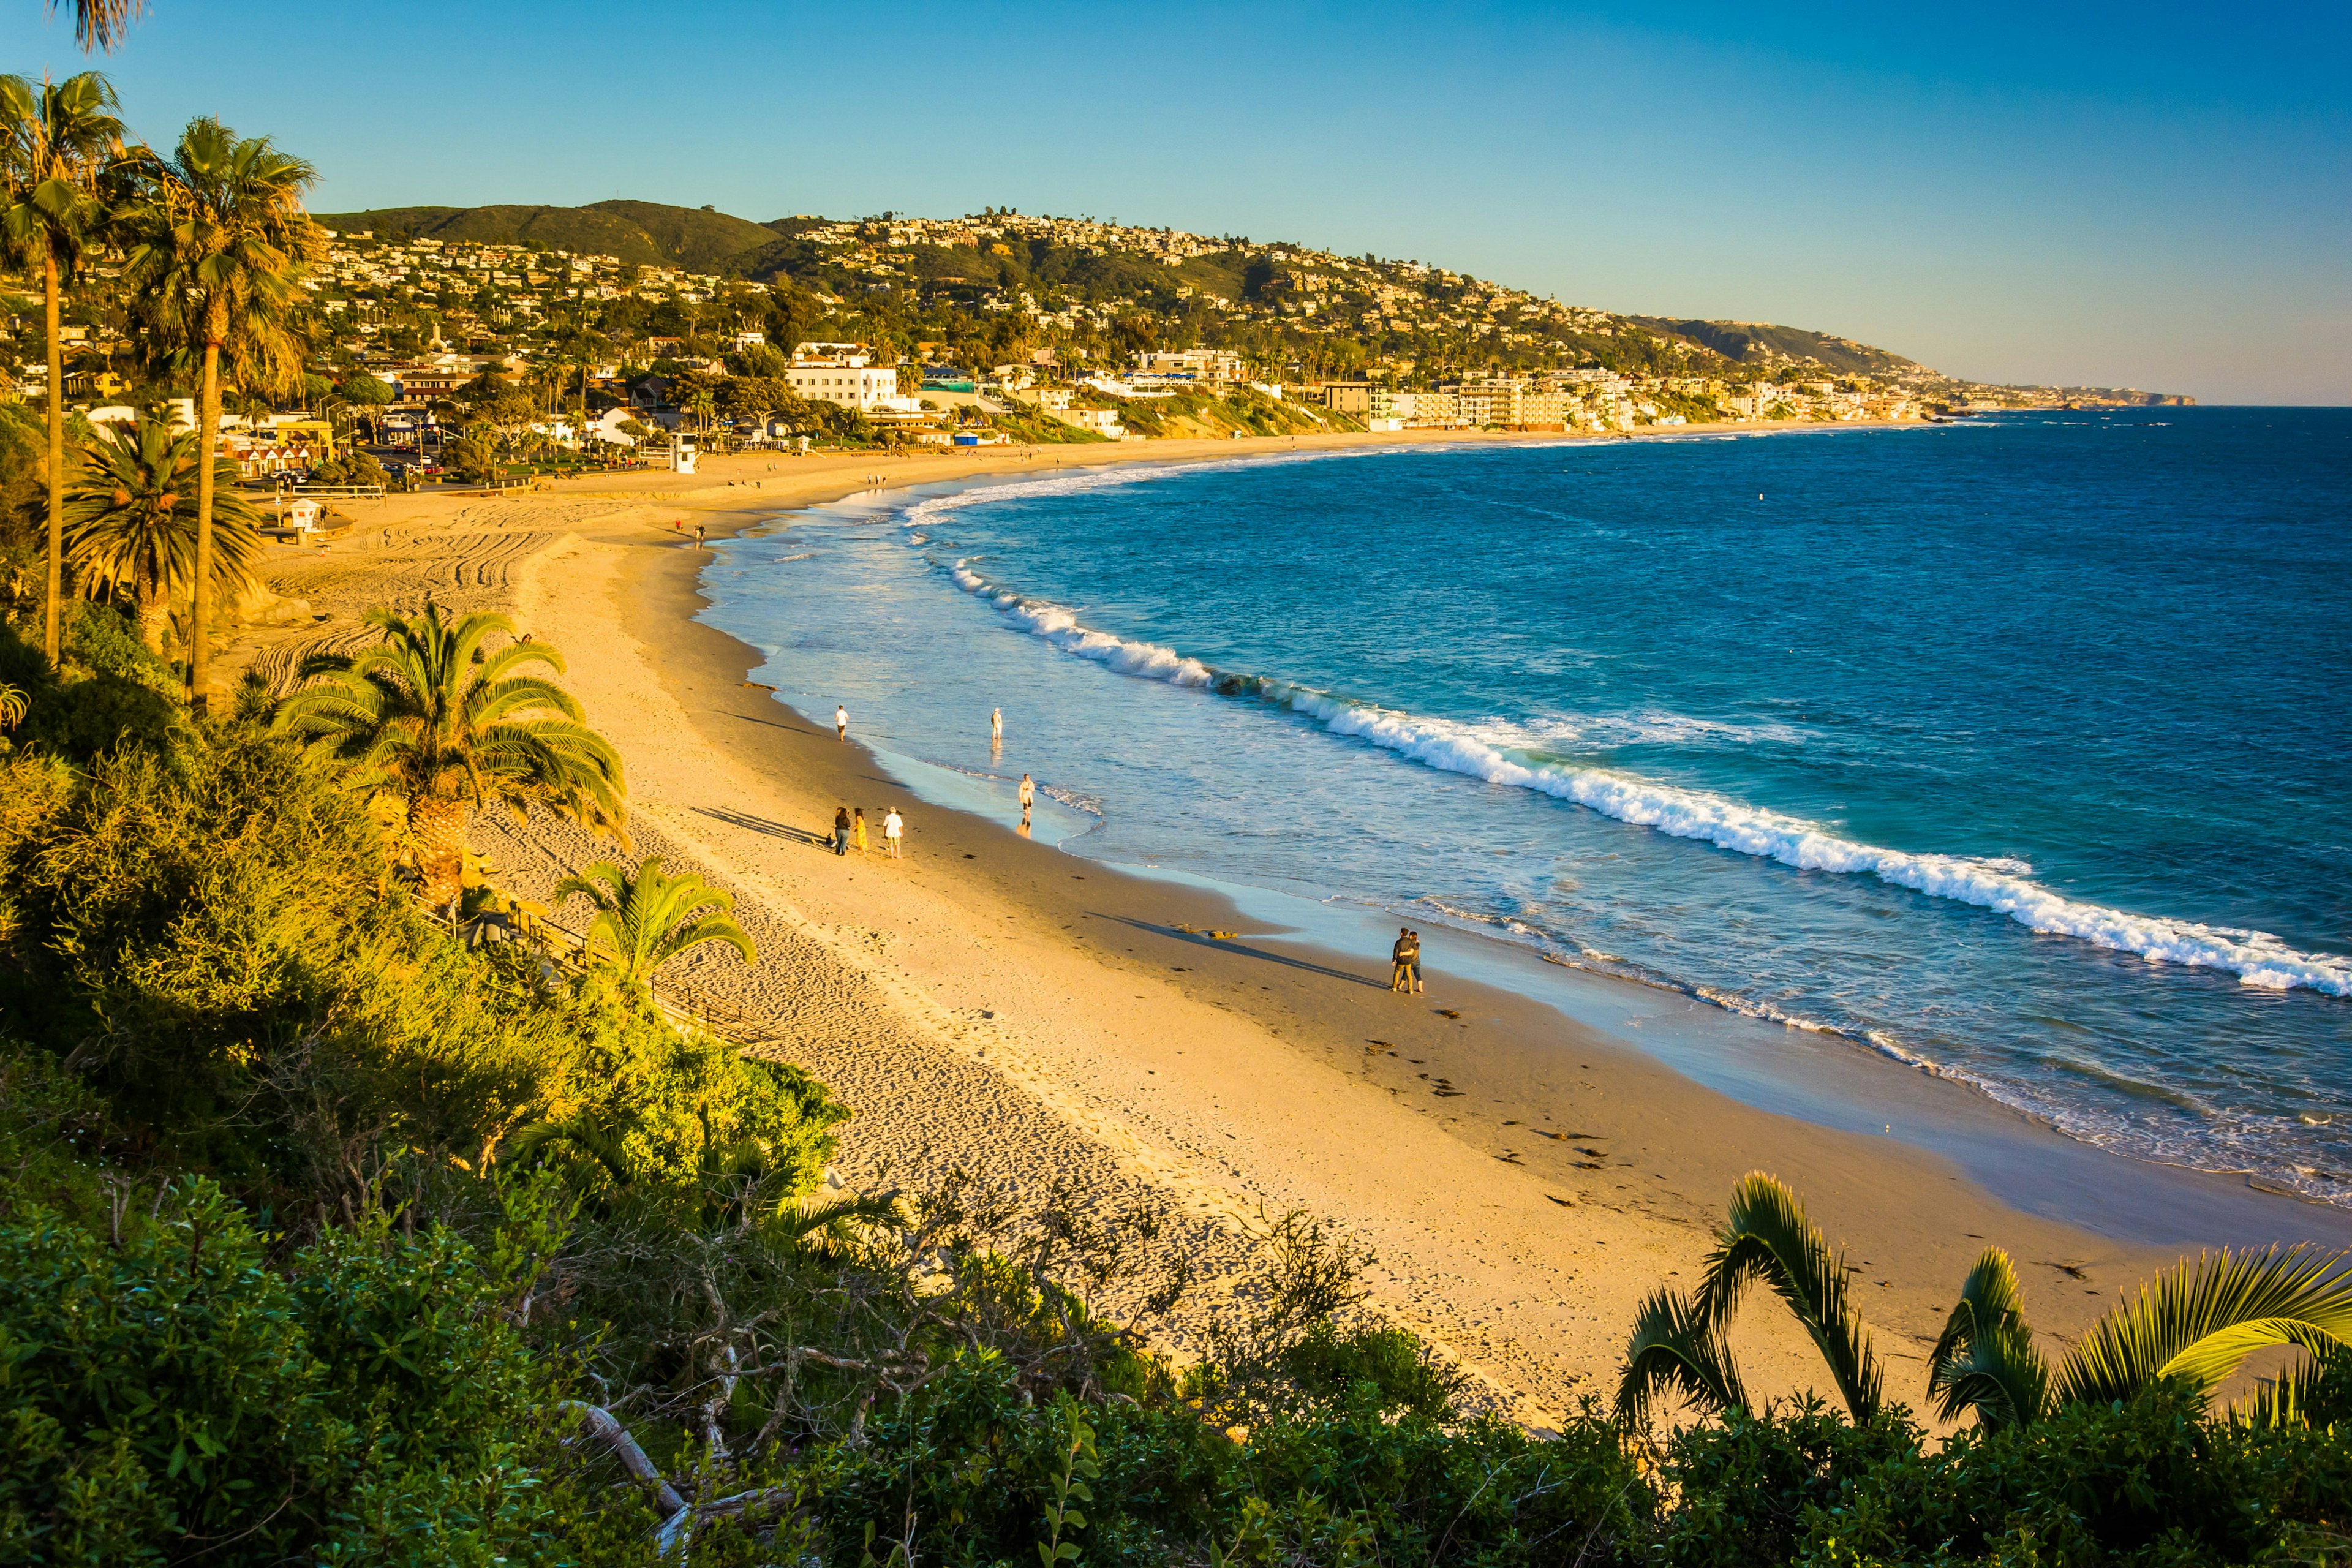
[6, 584, 2352, 1563]
[0, 55, 2340, 1568]
[273, 604, 626, 912]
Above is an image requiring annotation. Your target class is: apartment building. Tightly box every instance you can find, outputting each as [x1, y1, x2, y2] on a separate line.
[786, 345, 902, 410]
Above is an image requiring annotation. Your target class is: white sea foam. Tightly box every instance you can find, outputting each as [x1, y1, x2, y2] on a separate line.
[942, 560, 2352, 999]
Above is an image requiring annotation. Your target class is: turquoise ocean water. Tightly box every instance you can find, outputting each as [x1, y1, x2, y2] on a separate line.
[701, 410, 2352, 1204]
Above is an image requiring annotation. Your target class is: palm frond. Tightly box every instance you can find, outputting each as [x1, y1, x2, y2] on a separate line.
[764, 1190, 908, 1259]
[503, 1117, 641, 1188]
[1926, 1247, 2051, 1428]
[1616, 1284, 1751, 1430]
[2054, 1245, 2352, 1410]
[1698, 1173, 1885, 1422]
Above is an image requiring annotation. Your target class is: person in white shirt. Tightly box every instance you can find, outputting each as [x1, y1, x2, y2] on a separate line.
[834, 704, 848, 741]
[1018, 773, 1035, 828]
[991, 707, 1003, 744]
[883, 806, 904, 858]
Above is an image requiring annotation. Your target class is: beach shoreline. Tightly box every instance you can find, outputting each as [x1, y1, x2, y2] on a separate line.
[232, 423, 2344, 1425]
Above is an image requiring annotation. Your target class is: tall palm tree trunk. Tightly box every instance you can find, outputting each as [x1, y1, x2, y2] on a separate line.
[42, 254, 65, 664]
[190, 340, 221, 708]
[134, 562, 168, 654]
[410, 793, 469, 913]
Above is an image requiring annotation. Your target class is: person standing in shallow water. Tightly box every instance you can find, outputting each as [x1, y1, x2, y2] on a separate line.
[1018, 772, 1035, 829]
[832, 807, 851, 856]
[992, 707, 1003, 744]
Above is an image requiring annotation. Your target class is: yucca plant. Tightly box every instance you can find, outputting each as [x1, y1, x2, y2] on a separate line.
[552, 856, 753, 983]
[1928, 1242, 2352, 1430]
[273, 603, 624, 912]
[1616, 1173, 1883, 1427]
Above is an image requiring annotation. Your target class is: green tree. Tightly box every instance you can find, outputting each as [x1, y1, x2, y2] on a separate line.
[552, 856, 754, 984]
[121, 115, 324, 709]
[65, 412, 260, 652]
[273, 603, 624, 911]
[1617, 1174, 1882, 1429]
[1620, 1173, 2352, 1437]
[0, 70, 124, 664]
[1928, 1242, 2352, 1430]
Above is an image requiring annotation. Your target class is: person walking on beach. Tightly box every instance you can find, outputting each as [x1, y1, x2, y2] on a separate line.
[883, 806, 905, 859]
[1390, 927, 1414, 992]
[1018, 772, 1035, 829]
[835, 704, 848, 741]
[695, 522, 707, 548]
[853, 807, 869, 853]
[832, 806, 851, 856]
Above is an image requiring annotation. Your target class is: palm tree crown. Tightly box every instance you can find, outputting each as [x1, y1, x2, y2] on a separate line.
[1619, 1172, 2352, 1434]
[1618, 1173, 1882, 1429]
[66, 412, 258, 652]
[0, 70, 124, 665]
[553, 857, 755, 983]
[120, 115, 323, 706]
[273, 603, 625, 910]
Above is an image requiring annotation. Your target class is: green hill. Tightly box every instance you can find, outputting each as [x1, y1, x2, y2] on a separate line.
[311, 197, 1943, 383]
[312, 198, 772, 271]
[1629, 318, 1924, 377]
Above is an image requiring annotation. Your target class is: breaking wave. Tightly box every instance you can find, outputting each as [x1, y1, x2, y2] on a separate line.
[940, 559, 2352, 999]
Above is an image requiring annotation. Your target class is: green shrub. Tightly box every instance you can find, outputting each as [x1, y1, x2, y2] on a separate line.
[0, 1181, 560, 1566]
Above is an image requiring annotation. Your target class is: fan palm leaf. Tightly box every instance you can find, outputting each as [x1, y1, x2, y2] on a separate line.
[552, 856, 754, 983]
[273, 603, 625, 908]
[1616, 1284, 1751, 1429]
[1695, 1172, 1885, 1423]
[1926, 1247, 2051, 1428]
[2054, 1244, 2352, 1411]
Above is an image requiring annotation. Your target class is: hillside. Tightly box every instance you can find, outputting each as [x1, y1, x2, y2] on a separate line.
[303, 198, 2186, 405]
[1627, 318, 1929, 378]
[315, 198, 772, 273]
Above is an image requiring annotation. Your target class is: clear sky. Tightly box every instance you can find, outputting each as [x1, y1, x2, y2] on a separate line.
[7, 1, 2346, 402]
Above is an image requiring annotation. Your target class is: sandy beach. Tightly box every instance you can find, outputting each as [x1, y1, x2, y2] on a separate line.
[228, 426, 2349, 1428]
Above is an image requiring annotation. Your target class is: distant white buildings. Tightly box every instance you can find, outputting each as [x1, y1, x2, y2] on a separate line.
[785, 344, 902, 411]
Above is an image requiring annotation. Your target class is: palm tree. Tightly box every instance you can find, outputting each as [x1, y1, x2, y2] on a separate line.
[1619, 1174, 2352, 1434]
[272, 603, 625, 911]
[47, 0, 145, 51]
[552, 857, 755, 982]
[120, 116, 324, 708]
[65, 412, 260, 652]
[1929, 1242, 2352, 1430]
[1616, 1173, 1882, 1429]
[0, 70, 124, 664]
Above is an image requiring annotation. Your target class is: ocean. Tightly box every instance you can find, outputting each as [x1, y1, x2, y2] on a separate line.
[700, 409, 2352, 1205]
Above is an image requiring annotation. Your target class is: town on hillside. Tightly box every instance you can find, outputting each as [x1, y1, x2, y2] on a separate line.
[11, 200, 2191, 488]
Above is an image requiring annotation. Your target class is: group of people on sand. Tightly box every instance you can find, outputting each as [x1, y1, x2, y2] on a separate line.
[832, 803, 903, 859]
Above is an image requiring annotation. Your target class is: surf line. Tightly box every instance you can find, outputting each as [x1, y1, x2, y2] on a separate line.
[934, 557, 2352, 1000]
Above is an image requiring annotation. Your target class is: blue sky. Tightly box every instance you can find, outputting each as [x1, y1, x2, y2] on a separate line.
[8, 1, 2347, 402]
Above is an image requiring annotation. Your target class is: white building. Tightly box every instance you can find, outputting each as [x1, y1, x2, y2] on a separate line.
[786, 345, 900, 410]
